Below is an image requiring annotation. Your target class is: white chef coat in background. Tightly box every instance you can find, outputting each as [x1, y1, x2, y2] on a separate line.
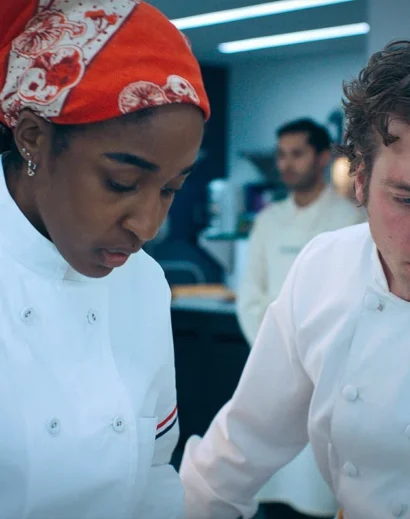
[237, 186, 365, 514]
[0, 159, 183, 519]
[238, 186, 366, 346]
[181, 223, 410, 519]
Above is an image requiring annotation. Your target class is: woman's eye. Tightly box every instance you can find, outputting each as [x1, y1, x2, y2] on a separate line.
[106, 179, 136, 193]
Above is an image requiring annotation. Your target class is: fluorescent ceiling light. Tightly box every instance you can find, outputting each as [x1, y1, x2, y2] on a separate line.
[218, 22, 370, 53]
[172, 0, 353, 30]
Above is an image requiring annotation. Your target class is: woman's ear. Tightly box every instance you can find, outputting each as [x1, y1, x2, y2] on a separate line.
[13, 109, 51, 164]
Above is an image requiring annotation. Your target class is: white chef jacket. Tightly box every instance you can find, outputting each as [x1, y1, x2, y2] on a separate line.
[237, 185, 366, 346]
[237, 186, 365, 513]
[181, 222, 410, 519]
[0, 159, 183, 519]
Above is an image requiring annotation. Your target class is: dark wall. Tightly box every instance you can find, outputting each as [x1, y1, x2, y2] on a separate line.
[149, 64, 229, 284]
[171, 307, 249, 468]
[168, 64, 229, 242]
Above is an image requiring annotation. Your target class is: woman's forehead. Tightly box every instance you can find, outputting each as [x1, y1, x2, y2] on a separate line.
[58, 105, 204, 165]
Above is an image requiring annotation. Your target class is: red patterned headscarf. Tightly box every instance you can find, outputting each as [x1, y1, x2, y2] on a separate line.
[0, 0, 210, 128]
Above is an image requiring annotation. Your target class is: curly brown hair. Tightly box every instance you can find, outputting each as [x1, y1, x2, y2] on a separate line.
[339, 40, 410, 204]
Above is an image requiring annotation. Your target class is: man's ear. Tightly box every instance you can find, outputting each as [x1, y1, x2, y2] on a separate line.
[319, 149, 332, 169]
[354, 160, 366, 206]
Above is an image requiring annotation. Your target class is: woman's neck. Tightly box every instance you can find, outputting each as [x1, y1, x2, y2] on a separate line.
[3, 155, 50, 240]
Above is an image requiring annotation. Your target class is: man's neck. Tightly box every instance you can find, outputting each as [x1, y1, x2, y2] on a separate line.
[292, 180, 326, 208]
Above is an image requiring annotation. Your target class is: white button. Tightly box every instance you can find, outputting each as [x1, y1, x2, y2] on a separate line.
[391, 502, 406, 517]
[20, 307, 34, 323]
[87, 310, 98, 325]
[342, 385, 359, 402]
[364, 293, 383, 311]
[404, 425, 410, 439]
[47, 418, 60, 436]
[342, 462, 358, 477]
[112, 416, 125, 433]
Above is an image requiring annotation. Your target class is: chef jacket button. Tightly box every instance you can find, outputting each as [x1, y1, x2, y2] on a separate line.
[342, 385, 359, 402]
[342, 462, 358, 477]
[20, 307, 35, 323]
[364, 293, 384, 311]
[47, 418, 60, 436]
[87, 310, 98, 325]
[404, 425, 410, 439]
[112, 416, 125, 433]
[391, 502, 407, 517]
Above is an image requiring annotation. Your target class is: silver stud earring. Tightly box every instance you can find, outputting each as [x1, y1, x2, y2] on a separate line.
[22, 148, 37, 177]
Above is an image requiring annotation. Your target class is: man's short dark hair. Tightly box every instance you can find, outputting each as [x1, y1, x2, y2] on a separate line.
[276, 118, 331, 153]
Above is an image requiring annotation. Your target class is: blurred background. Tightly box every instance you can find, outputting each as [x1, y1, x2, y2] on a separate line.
[143, 2, 409, 516]
[146, 0, 407, 289]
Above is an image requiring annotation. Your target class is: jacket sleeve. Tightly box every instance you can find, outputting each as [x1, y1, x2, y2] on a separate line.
[180, 245, 314, 519]
[237, 212, 273, 346]
[137, 288, 185, 519]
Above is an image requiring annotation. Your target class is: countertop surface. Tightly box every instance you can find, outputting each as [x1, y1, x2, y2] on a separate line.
[171, 297, 237, 314]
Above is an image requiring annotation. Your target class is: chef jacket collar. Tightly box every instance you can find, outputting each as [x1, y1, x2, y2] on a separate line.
[0, 155, 96, 282]
[371, 243, 389, 293]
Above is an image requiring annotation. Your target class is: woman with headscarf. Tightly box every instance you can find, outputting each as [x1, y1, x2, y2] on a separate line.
[0, 1, 209, 518]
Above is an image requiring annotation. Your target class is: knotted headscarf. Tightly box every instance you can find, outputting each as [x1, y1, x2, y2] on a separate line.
[0, 0, 210, 128]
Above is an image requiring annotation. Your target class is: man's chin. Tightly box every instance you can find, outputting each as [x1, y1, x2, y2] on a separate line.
[288, 181, 320, 193]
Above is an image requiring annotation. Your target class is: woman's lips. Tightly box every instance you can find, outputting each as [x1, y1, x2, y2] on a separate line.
[100, 249, 130, 268]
